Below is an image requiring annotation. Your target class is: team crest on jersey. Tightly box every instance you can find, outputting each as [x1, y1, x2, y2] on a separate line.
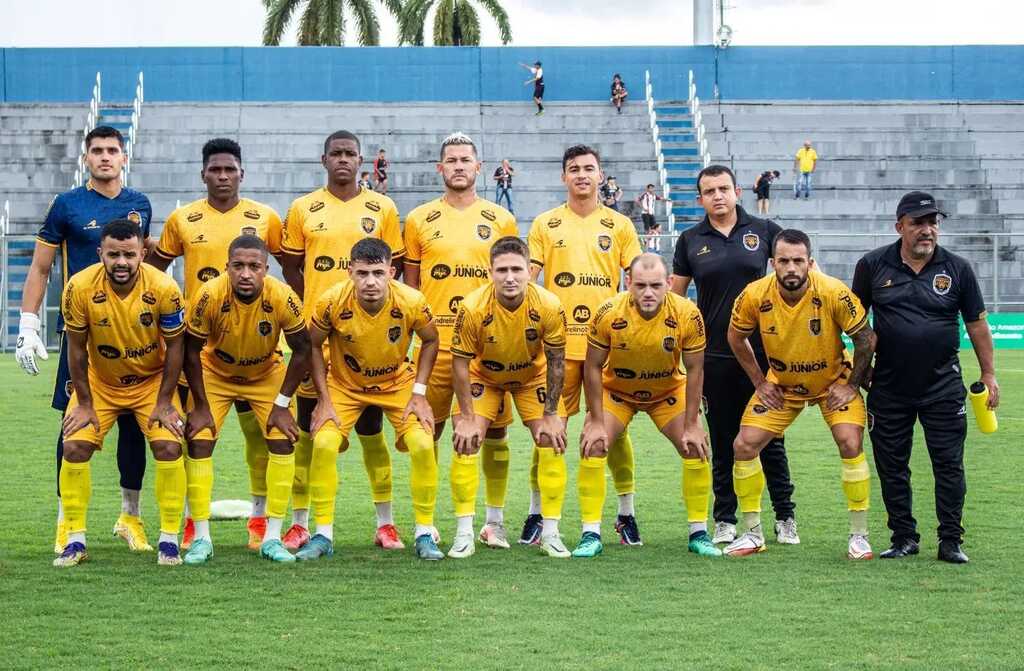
[933, 273, 952, 295]
[481, 209, 496, 222]
[742, 233, 760, 251]
[361, 217, 377, 234]
[365, 201, 381, 213]
[752, 403, 769, 415]
[611, 318, 628, 330]
[426, 210, 442, 223]
[662, 336, 676, 352]
[92, 290, 107, 304]
[65, 380, 74, 398]
[258, 320, 272, 336]
[525, 328, 539, 341]
[126, 211, 142, 225]
[476, 224, 492, 241]
[240, 226, 258, 237]
[597, 234, 612, 252]
[309, 201, 325, 213]
[387, 326, 402, 343]
[547, 218, 562, 229]
[198, 267, 220, 282]
[139, 311, 154, 327]
[809, 318, 821, 336]
[471, 383, 484, 398]
[187, 211, 203, 222]
[244, 210, 261, 220]
[140, 291, 156, 305]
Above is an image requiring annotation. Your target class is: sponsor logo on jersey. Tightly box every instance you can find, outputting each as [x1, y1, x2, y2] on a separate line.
[312, 222, 327, 232]
[448, 296, 463, 314]
[309, 201, 325, 212]
[426, 210, 442, 223]
[244, 210, 261, 220]
[339, 309, 353, 320]
[664, 317, 677, 328]
[697, 245, 711, 256]
[554, 239, 566, 249]
[390, 307, 403, 319]
[811, 296, 823, 308]
[83, 219, 99, 230]
[481, 313, 493, 327]
[454, 265, 488, 279]
[361, 217, 377, 234]
[763, 325, 777, 335]
[611, 318, 628, 330]
[97, 344, 121, 359]
[96, 317, 111, 327]
[476, 224, 492, 241]
[365, 201, 381, 213]
[554, 272, 575, 287]
[662, 336, 676, 352]
[230, 375, 248, 384]
[139, 311, 153, 327]
[388, 326, 401, 343]
[187, 211, 203, 223]
[220, 298, 231, 313]
[768, 357, 787, 372]
[838, 293, 858, 318]
[258, 320, 272, 336]
[199, 267, 220, 282]
[742, 232, 760, 251]
[933, 273, 952, 295]
[471, 382, 484, 398]
[365, 363, 400, 377]
[313, 256, 335, 272]
[120, 374, 144, 385]
[752, 403, 769, 415]
[597, 234, 612, 252]
[525, 328, 539, 341]
[791, 384, 810, 395]
[788, 360, 828, 373]
[141, 291, 157, 305]
[633, 390, 653, 401]
[92, 290, 107, 304]
[240, 226, 258, 237]
[481, 359, 505, 372]
[881, 278, 893, 288]
[613, 368, 636, 379]
[480, 209, 497, 222]
[809, 318, 821, 335]
[600, 217, 615, 229]
[190, 234, 207, 244]
[759, 300, 773, 313]
[343, 354, 361, 372]
[238, 352, 272, 366]
[547, 217, 561, 229]
[214, 349, 236, 364]
[262, 300, 274, 313]
[573, 305, 592, 323]
[124, 342, 159, 359]
[508, 361, 531, 372]
[640, 369, 673, 380]
[528, 308, 541, 322]
[431, 264, 451, 280]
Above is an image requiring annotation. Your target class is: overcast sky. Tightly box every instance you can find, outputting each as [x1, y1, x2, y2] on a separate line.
[0, 0, 1020, 47]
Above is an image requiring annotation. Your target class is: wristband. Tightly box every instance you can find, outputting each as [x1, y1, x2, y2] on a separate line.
[19, 312, 41, 333]
[412, 383, 427, 396]
[274, 393, 292, 408]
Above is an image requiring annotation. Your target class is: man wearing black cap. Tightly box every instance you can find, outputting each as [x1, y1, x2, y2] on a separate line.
[851, 191, 999, 564]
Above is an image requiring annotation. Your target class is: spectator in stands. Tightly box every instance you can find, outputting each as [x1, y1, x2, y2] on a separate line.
[520, 61, 545, 115]
[636, 183, 669, 251]
[494, 159, 515, 214]
[358, 171, 374, 192]
[754, 169, 781, 214]
[610, 74, 628, 114]
[794, 140, 817, 199]
[373, 148, 389, 194]
[601, 176, 623, 212]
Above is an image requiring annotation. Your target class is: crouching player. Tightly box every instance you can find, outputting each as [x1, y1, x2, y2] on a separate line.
[449, 236, 570, 558]
[55, 219, 187, 567]
[182, 236, 312, 564]
[301, 238, 443, 561]
[577, 253, 719, 558]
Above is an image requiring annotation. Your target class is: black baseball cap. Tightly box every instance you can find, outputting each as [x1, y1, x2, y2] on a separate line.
[896, 191, 947, 220]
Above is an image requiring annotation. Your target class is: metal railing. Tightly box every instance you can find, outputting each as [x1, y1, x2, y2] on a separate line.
[73, 72, 103, 189]
[644, 70, 675, 230]
[124, 71, 144, 185]
[0, 200, 10, 347]
[688, 70, 710, 169]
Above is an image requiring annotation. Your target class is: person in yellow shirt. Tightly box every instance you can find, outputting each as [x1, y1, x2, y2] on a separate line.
[148, 138, 285, 551]
[279, 130, 405, 552]
[298, 238, 443, 561]
[55, 219, 188, 568]
[180, 236, 312, 565]
[794, 140, 818, 199]
[403, 132, 519, 549]
[526, 144, 643, 547]
[725, 229, 877, 560]
[450, 236, 570, 558]
[576, 253, 720, 558]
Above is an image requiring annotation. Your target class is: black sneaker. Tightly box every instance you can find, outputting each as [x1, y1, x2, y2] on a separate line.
[615, 514, 643, 546]
[518, 514, 543, 545]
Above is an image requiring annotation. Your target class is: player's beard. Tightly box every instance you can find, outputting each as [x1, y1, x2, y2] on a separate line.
[780, 272, 808, 292]
[106, 264, 138, 286]
[443, 174, 476, 193]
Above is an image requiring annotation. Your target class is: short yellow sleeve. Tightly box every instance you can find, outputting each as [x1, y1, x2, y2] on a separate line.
[730, 287, 758, 335]
[527, 218, 546, 268]
[265, 208, 284, 256]
[542, 299, 567, 349]
[403, 210, 423, 265]
[450, 304, 479, 359]
[158, 282, 186, 337]
[62, 280, 88, 333]
[587, 299, 614, 350]
[187, 285, 214, 338]
[155, 210, 184, 260]
[682, 308, 707, 353]
[281, 200, 306, 256]
[280, 286, 305, 335]
[381, 204, 404, 258]
[831, 286, 868, 336]
[410, 291, 433, 331]
[618, 221, 643, 270]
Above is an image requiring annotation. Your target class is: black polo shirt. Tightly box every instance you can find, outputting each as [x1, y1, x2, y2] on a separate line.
[673, 206, 781, 358]
[852, 241, 986, 403]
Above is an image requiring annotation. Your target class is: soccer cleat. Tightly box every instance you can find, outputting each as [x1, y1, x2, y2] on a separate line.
[260, 538, 297, 563]
[879, 539, 920, 559]
[247, 516, 268, 551]
[723, 531, 766, 557]
[518, 514, 543, 545]
[848, 534, 874, 560]
[688, 531, 724, 558]
[282, 524, 311, 551]
[571, 531, 603, 558]
[775, 518, 801, 545]
[157, 541, 183, 566]
[374, 524, 406, 550]
[113, 513, 154, 552]
[712, 521, 737, 544]
[937, 539, 969, 564]
[615, 515, 643, 546]
[181, 517, 195, 550]
[479, 523, 511, 549]
[415, 534, 445, 561]
[447, 532, 476, 559]
[53, 541, 88, 568]
[295, 534, 334, 561]
[54, 520, 68, 554]
[539, 533, 571, 558]
[183, 538, 214, 566]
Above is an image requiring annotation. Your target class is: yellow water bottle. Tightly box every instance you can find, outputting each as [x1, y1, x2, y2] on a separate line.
[968, 381, 998, 434]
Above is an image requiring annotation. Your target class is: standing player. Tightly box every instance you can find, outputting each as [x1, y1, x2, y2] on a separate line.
[301, 239, 442, 561]
[671, 165, 798, 546]
[279, 131, 404, 550]
[148, 138, 283, 549]
[725, 230, 876, 560]
[576, 254, 720, 558]
[181, 236, 312, 564]
[16, 126, 154, 553]
[403, 132, 519, 550]
[55, 220, 187, 567]
[450, 236, 570, 558]
[527, 144, 643, 546]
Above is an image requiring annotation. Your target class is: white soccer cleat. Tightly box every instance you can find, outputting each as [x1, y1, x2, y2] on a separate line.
[479, 523, 511, 549]
[848, 534, 874, 560]
[723, 531, 766, 557]
[539, 533, 571, 558]
[712, 521, 737, 544]
[447, 532, 476, 559]
[774, 518, 801, 545]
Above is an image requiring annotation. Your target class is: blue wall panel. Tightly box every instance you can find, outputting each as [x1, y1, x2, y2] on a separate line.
[951, 46, 1024, 100]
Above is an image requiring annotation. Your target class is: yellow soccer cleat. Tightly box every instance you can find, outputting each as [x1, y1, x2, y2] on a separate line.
[53, 542, 89, 568]
[54, 519, 68, 554]
[113, 513, 154, 552]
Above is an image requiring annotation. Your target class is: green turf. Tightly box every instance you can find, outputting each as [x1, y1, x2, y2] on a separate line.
[1, 354, 1021, 670]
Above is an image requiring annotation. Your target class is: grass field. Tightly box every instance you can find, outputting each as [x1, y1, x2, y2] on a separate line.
[1, 353, 1021, 670]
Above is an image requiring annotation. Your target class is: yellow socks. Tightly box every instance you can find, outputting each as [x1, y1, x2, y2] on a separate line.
[59, 459, 91, 534]
[537, 447, 567, 520]
[405, 429, 437, 527]
[266, 452, 295, 520]
[310, 428, 342, 527]
[292, 430, 313, 510]
[578, 456, 607, 526]
[450, 453, 480, 518]
[481, 437, 510, 508]
[359, 432, 392, 504]
[529, 445, 540, 495]
[608, 432, 636, 495]
[238, 410, 269, 497]
[733, 457, 765, 531]
[682, 458, 711, 524]
[842, 452, 871, 535]
[184, 456, 213, 522]
[155, 457, 186, 536]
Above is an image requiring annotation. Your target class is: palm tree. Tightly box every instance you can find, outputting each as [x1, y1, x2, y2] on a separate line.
[398, 0, 512, 46]
[263, 0, 404, 46]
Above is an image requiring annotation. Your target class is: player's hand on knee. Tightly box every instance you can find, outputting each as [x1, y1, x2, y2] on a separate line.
[62, 403, 99, 437]
[268, 405, 299, 443]
[15, 313, 48, 376]
[453, 415, 482, 455]
[149, 401, 185, 440]
[756, 380, 785, 410]
[534, 413, 567, 455]
[579, 422, 608, 458]
[681, 423, 710, 462]
[826, 382, 857, 411]
[186, 404, 216, 441]
[310, 400, 340, 435]
[402, 394, 435, 434]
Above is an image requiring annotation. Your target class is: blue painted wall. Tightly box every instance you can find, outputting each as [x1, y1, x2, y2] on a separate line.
[2, 46, 1022, 103]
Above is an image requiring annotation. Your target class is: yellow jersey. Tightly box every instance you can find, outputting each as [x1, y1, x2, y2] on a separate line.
[62, 263, 186, 387]
[281, 187, 403, 320]
[186, 274, 305, 382]
[588, 292, 706, 403]
[404, 196, 518, 351]
[796, 147, 818, 173]
[528, 203, 641, 360]
[311, 279, 432, 392]
[451, 283, 567, 390]
[154, 197, 283, 300]
[730, 271, 868, 399]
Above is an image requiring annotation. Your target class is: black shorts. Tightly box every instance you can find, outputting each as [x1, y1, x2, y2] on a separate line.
[533, 83, 545, 99]
[375, 170, 387, 181]
[52, 333, 72, 412]
[641, 213, 658, 230]
[755, 188, 770, 201]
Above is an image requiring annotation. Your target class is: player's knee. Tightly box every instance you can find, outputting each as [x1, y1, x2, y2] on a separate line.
[733, 435, 760, 461]
[187, 441, 215, 459]
[62, 441, 95, 463]
[266, 439, 293, 456]
[836, 434, 863, 459]
[151, 441, 182, 461]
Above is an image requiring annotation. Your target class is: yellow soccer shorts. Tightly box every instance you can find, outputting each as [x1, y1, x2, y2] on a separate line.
[469, 381, 567, 425]
[188, 362, 289, 442]
[317, 376, 426, 449]
[740, 392, 866, 435]
[411, 346, 514, 428]
[64, 374, 184, 445]
[562, 359, 584, 416]
[604, 385, 688, 432]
